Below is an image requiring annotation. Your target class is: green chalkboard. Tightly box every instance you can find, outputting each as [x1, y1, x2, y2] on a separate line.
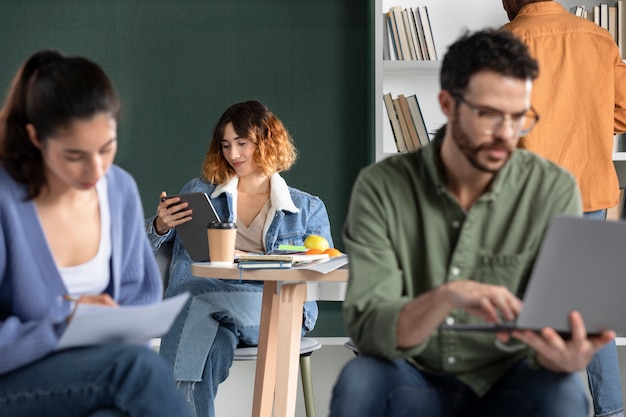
[0, 0, 372, 336]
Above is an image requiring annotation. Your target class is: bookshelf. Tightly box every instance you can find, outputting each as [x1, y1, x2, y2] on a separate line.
[374, 0, 607, 162]
[375, 0, 506, 161]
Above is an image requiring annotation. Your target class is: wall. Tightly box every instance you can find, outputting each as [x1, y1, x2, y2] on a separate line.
[0, 0, 372, 336]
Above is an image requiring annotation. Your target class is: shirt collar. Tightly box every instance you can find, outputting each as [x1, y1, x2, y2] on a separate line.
[210, 173, 299, 213]
[516, 1, 566, 19]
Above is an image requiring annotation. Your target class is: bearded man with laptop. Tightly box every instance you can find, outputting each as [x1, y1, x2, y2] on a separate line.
[329, 29, 615, 417]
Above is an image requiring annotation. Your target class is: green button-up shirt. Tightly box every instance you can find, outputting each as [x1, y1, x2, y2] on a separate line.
[342, 139, 582, 395]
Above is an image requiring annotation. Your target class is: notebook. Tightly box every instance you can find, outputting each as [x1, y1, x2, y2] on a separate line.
[441, 215, 626, 337]
[236, 253, 330, 270]
[167, 192, 221, 262]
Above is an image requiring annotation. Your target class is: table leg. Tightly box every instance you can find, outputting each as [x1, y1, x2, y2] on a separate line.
[274, 283, 307, 417]
[252, 281, 280, 417]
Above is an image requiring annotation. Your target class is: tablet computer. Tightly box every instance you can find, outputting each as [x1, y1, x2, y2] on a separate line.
[163, 192, 221, 262]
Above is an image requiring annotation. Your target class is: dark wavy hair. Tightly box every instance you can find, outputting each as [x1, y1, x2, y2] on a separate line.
[440, 29, 539, 93]
[202, 100, 297, 185]
[0, 50, 119, 199]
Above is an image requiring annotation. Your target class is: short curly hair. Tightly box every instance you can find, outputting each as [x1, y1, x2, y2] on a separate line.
[202, 100, 297, 185]
[440, 29, 539, 93]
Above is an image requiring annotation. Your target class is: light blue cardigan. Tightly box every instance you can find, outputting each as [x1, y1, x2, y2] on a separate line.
[0, 165, 162, 375]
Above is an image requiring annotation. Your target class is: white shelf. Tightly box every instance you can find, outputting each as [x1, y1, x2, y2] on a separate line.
[383, 60, 440, 74]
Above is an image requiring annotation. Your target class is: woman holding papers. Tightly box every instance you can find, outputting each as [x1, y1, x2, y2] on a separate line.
[0, 51, 190, 417]
[145, 100, 333, 417]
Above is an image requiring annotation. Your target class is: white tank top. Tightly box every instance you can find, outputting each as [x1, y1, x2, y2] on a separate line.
[59, 177, 112, 297]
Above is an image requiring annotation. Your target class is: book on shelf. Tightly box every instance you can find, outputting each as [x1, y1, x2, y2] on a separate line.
[600, 3, 609, 30]
[383, 93, 407, 153]
[569, 5, 585, 17]
[417, 6, 437, 61]
[392, 97, 416, 151]
[386, 10, 402, 60]
[409, 7, 424, 59]
[401, 8, 420, 60]
[592, 5, 600, 25]
[390, 6, 412, 60]
[383, 5, 437, 61]
[397, 94, 421, 151]
[383, 93, 431, 152]
[382, 13, 391, 60]
[406, 94, 430, 146]
[407, 8, 424, 60]
[609, 5, 617, 43]
[406, 8, 424, 61]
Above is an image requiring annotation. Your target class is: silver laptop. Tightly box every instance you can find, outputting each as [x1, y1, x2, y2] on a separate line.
[441, 215, 626, 336]
[165, 192, 221, 262]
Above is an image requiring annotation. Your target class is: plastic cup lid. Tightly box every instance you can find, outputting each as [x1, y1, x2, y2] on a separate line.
[207, 221, 237, 229]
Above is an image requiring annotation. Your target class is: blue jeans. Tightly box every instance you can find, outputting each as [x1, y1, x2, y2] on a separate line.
[329, 355, 588, 417]
[160, 277, 264, 417]
[584, 209, 624, 417]
[0, 344, 191, 417]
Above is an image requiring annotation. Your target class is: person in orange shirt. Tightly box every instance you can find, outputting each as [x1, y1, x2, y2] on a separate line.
[501, 1, 626, 417]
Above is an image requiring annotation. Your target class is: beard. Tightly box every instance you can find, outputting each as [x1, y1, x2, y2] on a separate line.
[450, 116, 514, 173]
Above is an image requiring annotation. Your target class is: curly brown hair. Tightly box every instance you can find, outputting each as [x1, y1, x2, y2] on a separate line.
[202, 100, 297, 185]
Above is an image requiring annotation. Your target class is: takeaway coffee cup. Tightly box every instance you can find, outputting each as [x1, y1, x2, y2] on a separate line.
[207, 221, 238, 266]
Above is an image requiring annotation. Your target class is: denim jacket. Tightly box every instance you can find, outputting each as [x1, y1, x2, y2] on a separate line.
[145, 173, 333, 332]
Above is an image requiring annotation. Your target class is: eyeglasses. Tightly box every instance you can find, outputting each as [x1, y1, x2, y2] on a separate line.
[451, 92, 539, 137]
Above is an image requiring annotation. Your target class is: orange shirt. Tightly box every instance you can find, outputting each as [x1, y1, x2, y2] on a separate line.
[502, 1, 626, 211]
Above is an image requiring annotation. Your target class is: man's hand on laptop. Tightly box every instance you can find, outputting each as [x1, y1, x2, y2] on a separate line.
[444, 281, 522, 324]
[510, 310, 615, 373]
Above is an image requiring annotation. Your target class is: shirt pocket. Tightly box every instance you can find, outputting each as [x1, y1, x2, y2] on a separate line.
[474, 250, 536, 296]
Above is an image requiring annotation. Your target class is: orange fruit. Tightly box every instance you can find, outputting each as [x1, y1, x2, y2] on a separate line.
[323, 248, 342, 257]
[306, 248, 324, 255]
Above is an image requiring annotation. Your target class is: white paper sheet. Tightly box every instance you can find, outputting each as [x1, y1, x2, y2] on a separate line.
[56, 292, 190, 350]
[296, 255, 349, 274]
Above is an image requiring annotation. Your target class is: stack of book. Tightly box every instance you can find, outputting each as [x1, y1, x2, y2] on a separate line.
[383, 92, 430, 153]
[383, 5, 437, 61]
[569, 2, 626, 58]
[237, 253, 329, 270]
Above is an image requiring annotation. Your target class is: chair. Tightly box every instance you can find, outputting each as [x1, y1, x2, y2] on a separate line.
[155, 239, 321, 417]
[344, 338, 359, 356]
